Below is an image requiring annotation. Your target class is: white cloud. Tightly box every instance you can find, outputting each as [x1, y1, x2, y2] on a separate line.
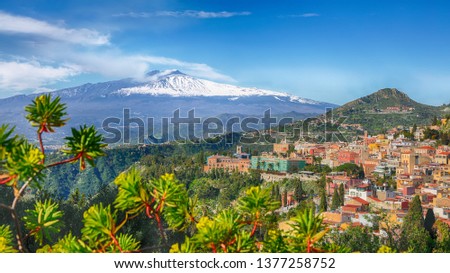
[61, 51, 150, 79]
[71, 52, 235, 82]
[0, 11, 109, 45]
[114, 12, 150, 18]
[281, 13, 320, 18]
[136, 55, 236, 82]
[0, 51, 235, 95]
[0, 61, 80, 92]
[299, 13, 320, 18]
[0, 12, 235, 95]
[157, 10, 251, 18]
[115, 10, 251, 19]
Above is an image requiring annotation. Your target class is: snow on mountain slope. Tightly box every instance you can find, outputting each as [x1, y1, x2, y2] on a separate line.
[115, 70, 321, 105]
[0, 69, 338, 144]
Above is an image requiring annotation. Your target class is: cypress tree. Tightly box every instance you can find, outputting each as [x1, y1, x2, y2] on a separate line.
[294, 180, 304, 203]
[319, 190, 327, 212]
[318, 174, 326, 189]
[283, 190, 288, 207]
[400, 195, 431, 252]
[424, 208, 436, 238]
[271, 184, 281, 206]
[331, 189, 340, 210]
[279, 187, 283, 205]
[338, 183, 345, 206]
[358, 164, 365, 179]
[403, 195, 424, 229]
[432, 115, 438, 126]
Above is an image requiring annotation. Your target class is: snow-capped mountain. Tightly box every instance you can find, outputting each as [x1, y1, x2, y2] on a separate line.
[115, 70, 321, 105]
[0, 70, 338, 144]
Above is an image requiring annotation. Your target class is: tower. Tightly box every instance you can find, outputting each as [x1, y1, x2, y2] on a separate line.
[236, 145, 242, 154]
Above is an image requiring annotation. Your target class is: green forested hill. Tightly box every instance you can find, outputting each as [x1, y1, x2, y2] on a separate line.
[331, 88, 447, 133]
[43, 143, 231, 200]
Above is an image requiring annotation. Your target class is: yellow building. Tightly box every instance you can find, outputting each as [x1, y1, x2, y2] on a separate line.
[433, 166, 450, 182]
[435, 152, 450, 165]
[273, 143, 290, 154]
[397, 151, 431, 175]
[434, 196, 450, 208]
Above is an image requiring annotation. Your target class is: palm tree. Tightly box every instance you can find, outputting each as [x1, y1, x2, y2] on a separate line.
[290, 208, 329, 253]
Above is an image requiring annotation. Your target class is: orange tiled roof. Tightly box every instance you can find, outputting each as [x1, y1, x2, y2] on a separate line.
[344, 204, 361, 208]
[342, 206, 359, 213]
[418, 146, 435, 150]
[351, 197, 370, 205]
[367, 196, 382, 202]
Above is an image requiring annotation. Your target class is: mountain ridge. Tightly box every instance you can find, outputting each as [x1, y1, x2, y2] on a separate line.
[32, 70, 327, 106]
[331, 88, 446, 134]
[337, 88, 428, 112]
[0, 70, 336, 144]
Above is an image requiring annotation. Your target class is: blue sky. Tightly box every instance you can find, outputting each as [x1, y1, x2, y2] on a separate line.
[0, 0, 449, 105]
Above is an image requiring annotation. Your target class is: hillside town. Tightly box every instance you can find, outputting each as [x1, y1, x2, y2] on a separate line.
[204, 117, 450, 232]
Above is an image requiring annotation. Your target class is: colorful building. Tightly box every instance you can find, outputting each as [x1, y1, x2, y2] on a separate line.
[204, 153, 251, 173]
[325, 174, 362, 195]
[273, 143, 290, 154]
[251, 156, 305, 173]
[337, 151, 360, 165]
[348, 183, 373, 200]
[435, 152, 450, 165]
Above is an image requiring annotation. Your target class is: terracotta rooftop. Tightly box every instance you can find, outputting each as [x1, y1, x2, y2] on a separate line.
[367, 196, 382, 202]
[322, 212, 343, 224]
[418, 146, 436, 150]
[342, 206, 359, 213]
[344, 204, 361, 208]
[351, 197, 370, 205]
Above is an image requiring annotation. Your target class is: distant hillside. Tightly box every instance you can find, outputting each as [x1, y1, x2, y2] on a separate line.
[331, 88, 446, 134]
[336, 88, 437, 115]
[0, 70, 337, 144]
